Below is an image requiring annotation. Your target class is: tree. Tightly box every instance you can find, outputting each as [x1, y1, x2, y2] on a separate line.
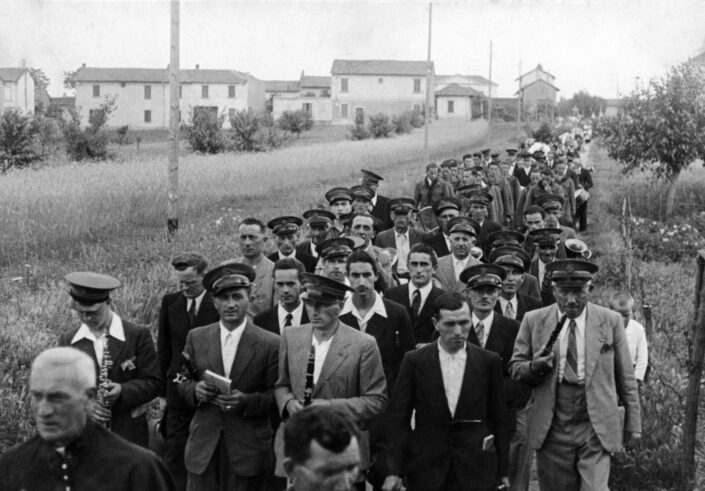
[29, 68, 49, 93]
[0, 109, 42, 173]
[557, 91, 606, 118]
[595, 62, 705, 219]
[63, 70, 77, 91]
[277, 110, 313, 138]
[60, 95, 117, 161]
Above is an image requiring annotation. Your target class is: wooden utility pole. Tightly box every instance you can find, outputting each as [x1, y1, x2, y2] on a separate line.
[167, 0, 180, 236]
[423, 2, 433, 165]
[487, 41, 493, 145]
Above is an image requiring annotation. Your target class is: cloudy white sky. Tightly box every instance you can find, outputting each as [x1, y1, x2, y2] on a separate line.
[3, 0, 704, 99]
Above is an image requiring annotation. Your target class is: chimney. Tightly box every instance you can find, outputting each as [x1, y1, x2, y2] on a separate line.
[195, 64, 200, 70]
[82, 63, 86, 68]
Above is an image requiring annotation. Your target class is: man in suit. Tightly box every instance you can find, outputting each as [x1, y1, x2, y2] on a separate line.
[436, 221, 482, 293]
[374, 197, 423, 279]
[422, 198, 461, 258]
[234, 217, 275, 317]
[157, 252, 220, 490]
[383, 292, 509, 491]
[361, 169, 393, 231]
[275, 273, 388, 490]
[177, 262, 280, 491]
[349, 213, 396, 291]
[58, 272, 161, 448]
[413, 162, 454, 209]
[553, 161, 577, 226]
[512, 151, 533, 188]
[465, 189, 502, 256]
[528, 228, 563, 307]
[537, 195, 578, 240]
[490, 247, 542, 322]
[326, 187, 355, 237]
[254, 258, 310, 335]
[266, 216, 318, 273]
[385, 243, 446, 346]
[571, 158, 593, 232]
[297, 209, 336, 264]
[509, 260, 642, 491]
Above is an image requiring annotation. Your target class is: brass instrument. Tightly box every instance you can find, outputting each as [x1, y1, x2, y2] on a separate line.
[97, 340, 113, 429]
[564, 239, 592, 259]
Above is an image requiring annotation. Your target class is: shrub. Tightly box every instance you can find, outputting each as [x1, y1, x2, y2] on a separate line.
[115, 125, 131, 145]
[630, 216, 704, 263]
[60, 96, 116, 161]
[348, 121, 370, 140]
[392, 113, 413, 135]
[0, 109, 42, 173]
[229, 109, 261, 152]
[368, 113, 394, 139]
[30, 115, 61, 159]
[532, 122, 554, 143]
[278, 110, 313, 138]
[408, 109, 425, 128]
[253, 125, 289, 151]
[183, 108, 227, 154]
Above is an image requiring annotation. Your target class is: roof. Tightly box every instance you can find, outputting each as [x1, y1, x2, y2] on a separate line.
[515, 79, 560, 94]
[691, 51, 705, 65]
[0, 68, 27, 82]
[435, 83, 482, 97]
[74, 66, 250, 84]
[300, 75, 330, 88]
[436, 74, 497, 87]
[516, 63, 555, 81]
[265, 80, 300, 92]
[331, 59, 432, 76]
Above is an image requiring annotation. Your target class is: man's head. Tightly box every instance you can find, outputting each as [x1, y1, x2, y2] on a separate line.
[360, 169, 383, 194]
[487, 162, 500, 183]
[66, 272, 120, 332]
[549, 259, 599, 319]
[389, 198, 416, 233]
[449, 222, 477, 260]
[490, 247, 530, 300]
[433, 198, 461, 234]
[301, 273, 353, 331]
[554, 160, 567, 176]
[425, 162, 439, 181]
[268, 216, 304, 257]
[273, 259, 306, 310]
[30, 347, 96, 447]
[318, 238, 354, 283]
[466, 191, 492, 222]
[439, 161, 451, 181]
[523, 205, 546, 232]
[529, 228, 562, 264]
[610, 291, 635, 325]
[529, 167, 542, 185]
[284, 406, 361, 491]
[351, 185, 374, 215]
[238, 218, 267, 260]
[350, 214, 375, 247]
[171, 252, 208, 299]
[346, 250, 378, 302]
[538, 195, 565, 229]
[540, 168, 554, 188]
[325, 188, 354, 219]
[499, 161, 511, 178]
[407, 243, 438, 289]
[303, 209, 335, 246]
[204, 262, 255, 327]
[433, 292, 472, 355]
[459, 264, 505, 317]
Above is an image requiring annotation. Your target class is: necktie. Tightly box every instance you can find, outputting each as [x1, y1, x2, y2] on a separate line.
[284, 313, 293, 328]
[563, 320, 579, 384]
[303, 345, 316, 407]
[505, 301, 515, 320]
[187, 299, 197, 327]
[475, 321, 485, 347]
[541, 268, 552, 302]
[411, 289, 422, 318]
[222, 332, 236, 378]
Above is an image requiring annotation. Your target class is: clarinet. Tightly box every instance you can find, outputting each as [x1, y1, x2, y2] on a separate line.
[303, 345, 316, 407]
[97, 342, 113, 429]
[539, 314, 568, 357]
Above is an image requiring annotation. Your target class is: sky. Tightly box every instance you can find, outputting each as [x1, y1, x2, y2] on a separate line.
[2, 0, 705, 99]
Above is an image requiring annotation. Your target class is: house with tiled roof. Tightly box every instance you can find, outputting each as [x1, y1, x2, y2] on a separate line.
[435, 83, 483, 119]
[272, 72, 332, 122]
[74, 64, 264, 129]
[0, 67, 35, 114]
[330, 59, 433, 123]
[435, 74, 497, 98]
[516, 63, 559, 121]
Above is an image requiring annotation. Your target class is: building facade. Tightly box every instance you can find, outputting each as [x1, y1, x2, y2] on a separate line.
[516, 64, 559, 121]
[435, 74, 497, 98]
[0, 68, 35, 114]
[272, 73, 332, 122]
[435, 83, 482, 119]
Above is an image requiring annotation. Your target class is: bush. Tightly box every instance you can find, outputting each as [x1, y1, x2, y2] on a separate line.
[392, 113, 413, 135]
[348, 121, 370, 140]
[0, 109, 42, 173]
[60, 96, 117, 162]
[253, 125, 290, 151]
[115, 125, 131, 145]
[30, 115, 61, 159]
[229, 109, 261, 152]
[182, 108, 226, 154]
[408, 110, 425, 128]
[368, 113, 394, 139]
[630, 216, 704, 263]
[532, 122, 554, 143]
[277, 110, 313, 138]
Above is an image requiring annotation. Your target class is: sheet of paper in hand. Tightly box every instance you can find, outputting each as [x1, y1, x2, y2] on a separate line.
[203, 370, 232, 395]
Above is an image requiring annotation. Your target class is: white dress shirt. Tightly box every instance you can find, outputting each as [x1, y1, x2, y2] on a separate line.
[538, 260, 548, 289]
[277, 251, 296, 261]
[395, 230, 410, 274]
[340, 292, 387, 332]
[557, 308, 587, 382]
[497, 296, 518, 319]
[312, 335, 335, 384]
[408, 281, 433, 312]
[220, 319, 246, 378]
[443, 233, 452, 253]
[71, 312, 126, 366]
[309, 242, 318, 258]
[625, 319, 649, 381]
[472, 311, 495, 348]
[438, 342, 467, 416]
[277, 302, 305, 332]
[187, 290, 207, 316]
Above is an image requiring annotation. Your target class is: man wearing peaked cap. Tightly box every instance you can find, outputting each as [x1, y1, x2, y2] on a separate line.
[488, 230, 525, 250]
[537, 194, 578, 241]
[350, 213, 397, 291]
[462, 190, 502, 258]
[298, 209, 336, 261]
[435, 221, 482, 293]
[58, 272, 160, 448]
[316, 237, 355, 286]
[266, 216, 317, 273]
[360, 169, 393, 231]
[325, 187, 354, 237]
[351, 185, 375, 215]
[509, 260, 641, 491]
[374, 197, 422, 279]
[489, 246, 541, 317]
[422, 197, 461, 258]
[413, 162, 454, 211]
[528, 227, 563, 307]
[177, 261, 281, 491]
[274, 272, 387, 485]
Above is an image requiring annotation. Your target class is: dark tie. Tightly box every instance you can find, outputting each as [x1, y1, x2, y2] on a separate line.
[411, 289, 422, 318]
[187, 299, 197, 327]
[563, 320, 579, 384]
[541, 268, 552, 302]
[284, 313, 293, 328]
[303, 345, 316, 407]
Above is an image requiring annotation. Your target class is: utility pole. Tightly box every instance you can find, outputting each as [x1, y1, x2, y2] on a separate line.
[487, 40, 493, 146]
[167, 0, 180, 236]
[516, 60, 522, 138]
[423, 2, 433, 165]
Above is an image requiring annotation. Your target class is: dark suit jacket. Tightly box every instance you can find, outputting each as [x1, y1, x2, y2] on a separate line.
[386, 342, 508, 490]
[577, 167, 593, 190]
[513, 165, 531, 187]
[267, 251, 318, 274]
[59, 318, 161, 448]
[384, 284, 445, 344]
[157, 291, 219, 401]
[372, 194, 393, 231]
[178, 321, 280, 476]
[529, 259, 556, 306]
[423, 228, 450, 258]
[477, 219, 502, 255]
[339, 298, 415, 393]
[253, 304, 310, 335]
[494, 293, 542, 322]
[518, 274, 541, 302]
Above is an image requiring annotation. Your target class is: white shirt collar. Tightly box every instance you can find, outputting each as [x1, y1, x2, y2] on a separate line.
[437, 340, 467, 361]
[395, 229, 409, 239]
[472, 310, 494, 330]
[220, 319, 246, 343]
[341, 291, 388, 319]
[278, 301, 304, 328]
[498, 295, 517, 312]
[187, 290, 207, 313]
[71, 312, 125, 343]
[278, 251, 296, 260]
[371, 194, 378, 206]
[409, 280, 433, 307]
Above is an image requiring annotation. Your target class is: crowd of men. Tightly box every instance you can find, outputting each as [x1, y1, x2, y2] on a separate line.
[0, 140, 652, 491]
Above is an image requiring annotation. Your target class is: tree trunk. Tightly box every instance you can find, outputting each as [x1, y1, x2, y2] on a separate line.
[663, 168, 681, 219]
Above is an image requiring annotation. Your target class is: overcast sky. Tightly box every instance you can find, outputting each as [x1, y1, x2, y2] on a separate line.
[3, 0, 704, 99]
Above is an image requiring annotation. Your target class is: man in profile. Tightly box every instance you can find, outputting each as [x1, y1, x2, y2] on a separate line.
[0, 347, 174, 490]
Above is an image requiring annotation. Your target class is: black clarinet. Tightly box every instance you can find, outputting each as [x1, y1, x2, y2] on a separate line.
[303, 345, 315, 407]
[539, 314, 568, 357]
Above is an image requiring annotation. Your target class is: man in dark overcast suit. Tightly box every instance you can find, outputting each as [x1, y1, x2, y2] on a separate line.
[296, 209, 337, 267]
[266, 216, 318, 273]
[490, 246, 543, 323]
[157, 252, 220, 491]
[422, 198, 461, 259]
[374, 197, 423, 280]
[253, 258, 309, 335]
[361, 169, 393, 231]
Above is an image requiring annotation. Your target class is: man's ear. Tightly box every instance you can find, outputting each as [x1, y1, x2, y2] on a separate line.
[283, 457, 295, 477]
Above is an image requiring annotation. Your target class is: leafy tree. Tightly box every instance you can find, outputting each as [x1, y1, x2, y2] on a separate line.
[368, 113, 394, 139]
[0, 109, 42, 173]
[532, 122, 554, 143]
[277, 110, 313, 138]
[229, 109, 261, 152]
[60, 95, 117, 161]
[29, 68, 49, 93]
[595, 62, 705, 219]
[557, 91, 606, 118]
[182, 107, 226, 154]
[63, 70, 77, 91]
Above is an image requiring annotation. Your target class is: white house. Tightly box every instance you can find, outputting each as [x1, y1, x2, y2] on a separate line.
[0, 68, 35, 114]
[74, 65, 265, 129]
[436, 74, 497, 98]
[272, 73, 332, 122]
[435, 83, 483, 119]
[330, 59, 433, 124]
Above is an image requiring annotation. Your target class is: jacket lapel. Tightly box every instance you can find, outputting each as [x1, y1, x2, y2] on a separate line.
[584, 303, 603, 386]
[417, 288, 438, 322]
[106, 333, 126, 375]
[425, 344, 453, 420]
[229, 321, 258, 386]
[293, 325, 313, 395]
[454, 344, 485, 416]
[206, 324, 225, 375]
[484, 315, 504, 353]
[313, 323, 351, 394]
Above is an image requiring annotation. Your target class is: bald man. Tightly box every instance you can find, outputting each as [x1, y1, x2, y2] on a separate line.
[0, 347, 174, 491]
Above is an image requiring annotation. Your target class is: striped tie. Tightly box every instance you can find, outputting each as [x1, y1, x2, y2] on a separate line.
[303, 345, 315, 406]
[541, 269, 553, 303]
[505, 301, 515, 320]
[563, 319, 579, 384]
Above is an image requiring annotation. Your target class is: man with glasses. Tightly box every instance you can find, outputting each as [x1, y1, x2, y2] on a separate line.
[509, 260, 641, 491]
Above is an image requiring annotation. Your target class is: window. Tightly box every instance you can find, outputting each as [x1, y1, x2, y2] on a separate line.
[144, 85, 151, 100]
[355, 107, 364, 124]
[447, 100, 454, 114]
[413, 78, 421, 93]
[378, 78, 383, 84]
[302, 102, 312, 114]
[144, 110, 152, 123]
[3, 86, 12, 101]
[341, 103, 349, 119]
[88, 109, 100, 125]
[228, 85, 236, 98]
[228, 108, 236, 120]
[179, 85, 182, 98]
[92, 84, 100, 97]
[121, 82, 126, 88]
[341, 78, 348, 93]
[201, 85, 209, 98]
